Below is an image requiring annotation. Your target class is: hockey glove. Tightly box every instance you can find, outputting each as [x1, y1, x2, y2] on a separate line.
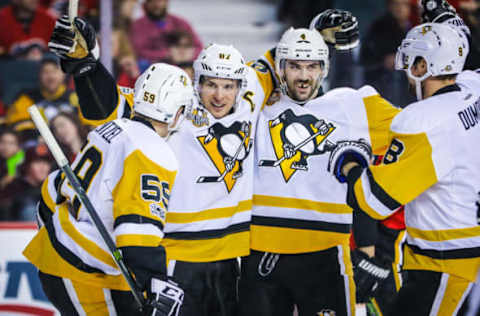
[309, 9, 360, 50]
[327, 139, 372, 183]
[148, 278, 184, 316]
[351, 249, 391, 303]
[421, 0, 457, 23]
[48, 16, 99, 76]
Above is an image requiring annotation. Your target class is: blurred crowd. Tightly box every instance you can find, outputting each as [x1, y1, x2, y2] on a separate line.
[1, 0, 480, 221]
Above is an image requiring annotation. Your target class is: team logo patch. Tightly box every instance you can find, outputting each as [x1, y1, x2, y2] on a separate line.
[186, 106, 209, 127]
[259, 109, 335, 182]
[197, 121, 252, 193]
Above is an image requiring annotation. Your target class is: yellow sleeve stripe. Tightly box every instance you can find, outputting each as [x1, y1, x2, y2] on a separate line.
[407, 225, 480, 242]
[116, 234, 163, 248]
[371, 132, 437, 205]
[253, 194, 352, 214]
[353, 175, 389, 220]
[166, 200, 252, 224]
[363, 94, 400, 155]
[78, 86, 133, 126]
[112, 149, 176, 223]
[58, 205, 117, 269]
[41, 176, 57, 212]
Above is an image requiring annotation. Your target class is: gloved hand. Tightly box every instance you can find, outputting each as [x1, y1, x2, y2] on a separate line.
[351, 249, 391, 303]
[48, 15, 99, 76]
[148, 278, 184, 316]
[421, 0, 457, 23]
[309, 9, 360, 50]
[327, 139, 372, 183]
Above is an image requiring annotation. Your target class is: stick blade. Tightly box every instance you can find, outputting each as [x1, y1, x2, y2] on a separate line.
[258, 160, 276, 167]
[197, 176, 221, 183]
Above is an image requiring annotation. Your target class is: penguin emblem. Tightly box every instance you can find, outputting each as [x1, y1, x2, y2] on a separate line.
[197, 121, 252, 193]
[259, 109, 335, 182]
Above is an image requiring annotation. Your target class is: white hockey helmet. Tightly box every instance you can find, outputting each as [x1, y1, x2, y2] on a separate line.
[193, 43, 248, 108]
[395, 23, 469, 100]
[275, 27, 329, 104]
[134, 63, 194, 127]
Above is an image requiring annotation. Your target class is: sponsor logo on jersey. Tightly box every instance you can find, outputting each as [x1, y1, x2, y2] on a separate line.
[259, 109, 335, 182]
[197, 121, 252, 193]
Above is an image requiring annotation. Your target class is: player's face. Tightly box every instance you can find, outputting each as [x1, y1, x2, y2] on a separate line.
[407, 57, 428, 98]
[199, 77, 240, 119]
[284, 60, 323, 102]
[40, 63, 65, 94]
[0, 133, 19, 159]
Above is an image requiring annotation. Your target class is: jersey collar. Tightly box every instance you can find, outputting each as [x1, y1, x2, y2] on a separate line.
[432, 83, 461, 97]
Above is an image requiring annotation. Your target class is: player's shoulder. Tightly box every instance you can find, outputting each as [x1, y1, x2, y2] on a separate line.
[456, 70, 480, 91]
[100, 118, 178, 172]
[391, 91, 461, 134]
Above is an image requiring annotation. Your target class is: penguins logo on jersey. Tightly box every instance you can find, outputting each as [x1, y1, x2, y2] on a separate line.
[197, 121, 252, 193]
[259, 109, 335, 182]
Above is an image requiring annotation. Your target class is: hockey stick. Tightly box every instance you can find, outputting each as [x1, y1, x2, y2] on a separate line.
[259, 126, 334, 167]
[197, 131, 249, 183]
[28, 105, 146, 310]
[68, 0, 78, 23]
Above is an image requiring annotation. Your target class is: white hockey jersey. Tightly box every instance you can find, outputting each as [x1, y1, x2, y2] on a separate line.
[351, 71, 480, 281]
[23, 118, 178, 290]
[162, 66, 273, 262]
[252, 86, 399, 254]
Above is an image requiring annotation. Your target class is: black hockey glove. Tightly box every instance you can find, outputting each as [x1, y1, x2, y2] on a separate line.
[327, 140, 372, 183]
[421, 0, 457, 23]
[351, 249, 391, 303]
[147, 278, 184, 316]
[48, 15, 99, 77]
[309, 9, 359, 50]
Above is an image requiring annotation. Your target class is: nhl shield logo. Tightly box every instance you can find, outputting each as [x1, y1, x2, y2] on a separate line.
[259, 109, 335, 182]
[197, 121, 252, 193]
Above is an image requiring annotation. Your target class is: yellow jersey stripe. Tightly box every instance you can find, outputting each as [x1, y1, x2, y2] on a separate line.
[253, 194, 352, 214]
[166, 200, 252, 223]
[407, 225, 480, 242]
[58, 205, 117, 269]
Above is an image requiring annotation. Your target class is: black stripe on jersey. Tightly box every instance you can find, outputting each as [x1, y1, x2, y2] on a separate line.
[38, 197, 54, 225]
[123, 99, 132, 119]
[54, 171, 66, 204]
[164, 222, 250, 240]
[346, 165, 364, 211]
[366, 168, 402, 211]
[252, 216, 351, 233]
[407, 243, 480, 259]
[44, 219, 105, 274]
[114, 214, 164, 231]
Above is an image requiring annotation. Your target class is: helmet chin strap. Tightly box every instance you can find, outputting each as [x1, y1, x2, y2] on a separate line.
[415, 78, 423, 101]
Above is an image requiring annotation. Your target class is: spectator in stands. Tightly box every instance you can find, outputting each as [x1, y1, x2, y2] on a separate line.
[0, 129, 24, 189]
[6, 55, 78, 133]
[0, 143, 52, 221]
[360, 0, 416, 107]
[166, 30, 195, 79]
[112, 26, 139, 87]
[50, 111, 89, 162]
[459, 0, 480, 69]
[0, 0, 55, 59]
[129, 0, 203, 69]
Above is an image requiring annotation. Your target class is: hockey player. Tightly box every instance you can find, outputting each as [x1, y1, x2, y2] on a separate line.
[330, 21, 479, 315]
[238, 23, 401, 315]
[22, 62, 195, 315]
